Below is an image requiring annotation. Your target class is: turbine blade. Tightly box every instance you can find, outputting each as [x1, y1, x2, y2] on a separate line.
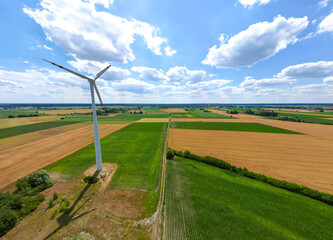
[94, 64, 111, 80]
[43, 59, 93, 81]
[93, 82, 104, 110]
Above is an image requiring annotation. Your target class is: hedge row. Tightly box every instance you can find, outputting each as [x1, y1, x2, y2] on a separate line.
[168, 149, 333, 205]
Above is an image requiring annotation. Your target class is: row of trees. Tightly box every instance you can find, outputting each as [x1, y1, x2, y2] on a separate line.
[167, 149, 333, 206]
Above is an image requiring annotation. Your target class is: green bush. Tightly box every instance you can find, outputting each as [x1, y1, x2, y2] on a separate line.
[17, 194, 45, 218]
[53, 191, 58, 201]
[83, 176, 99, 184]
[47, 198, 55, 209]
[15, 170, 53, 196]
[0, 208, 17, 237]
[166, 150, 175, 159]
[172, 149, 333, 205]
[0, 192, 22, 211]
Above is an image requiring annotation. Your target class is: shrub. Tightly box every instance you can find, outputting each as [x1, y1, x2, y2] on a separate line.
[83, 176, 99, 184]
[61, 196, 70, 207]
[183, 150, 191, 158]
[7, 115, 15, 118]
[0, 192, 22, 211]
[17, 194, 45, 218]
[166, 150, 175, 159]
[47, 198, 55, 209]
[53, 192, 59, 201]
[0, 208, 17, 237]
[16, 170, 53, 196]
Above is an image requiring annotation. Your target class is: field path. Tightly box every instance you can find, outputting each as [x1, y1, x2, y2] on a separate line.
[0, 124, 127, 189]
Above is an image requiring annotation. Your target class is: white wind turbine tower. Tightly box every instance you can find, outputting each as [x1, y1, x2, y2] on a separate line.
[43, 59, 111, 171]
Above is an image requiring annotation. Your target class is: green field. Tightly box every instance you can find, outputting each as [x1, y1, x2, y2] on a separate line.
[165, 157, 333, 240]
[171, 109, 232, 119]
[143, 107, 166, 113]
[0, 121, 78, 139]
[171, 122, 300, 134]
[0, 109, 45, 118]
[45, 122, 167, 191]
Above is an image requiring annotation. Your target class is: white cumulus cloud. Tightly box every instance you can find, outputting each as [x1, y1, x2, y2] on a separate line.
[239, 76, 295, 90]
[318, 11, 333, 33]
[23, 0, 173, 64]
[131, 66, 167, 81]
[277, 61, 333, 78]
[238, 0, 271, 7]
[202, 15, 309, 69]
[166, 66, 206, 83]
[323, 76, 333, 83]
[188, 79, 232, 93]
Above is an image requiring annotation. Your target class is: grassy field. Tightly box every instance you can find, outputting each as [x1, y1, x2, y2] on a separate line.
[171, 109, 232, 119]
[45, 122, 167, 191]
[143, 107, 166, 113]
[0, 121, 79, 139]
[188, 109, 232, 118]
[0, 109, 45, 118]
[171, 122, 300, 134]
[165, 157, 333, 240]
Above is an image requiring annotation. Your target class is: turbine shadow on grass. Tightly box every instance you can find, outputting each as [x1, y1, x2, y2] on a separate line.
[43, 170, 100, 240]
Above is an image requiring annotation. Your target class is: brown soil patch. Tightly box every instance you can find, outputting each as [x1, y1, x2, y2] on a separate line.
[39, 109, 92, 115]
[84, 163, 118, 192]
[164, 108, 187, 113]
[108, 113, 122, 117]
[169, 128, 333, 194]
[136, 118, 169, 122]
[42, 181, 74, 199]
[0, 124, 128, 190]
[98, 188, 144, 218]
[0, 123, 87, 151]
[0, 116, 61, 129]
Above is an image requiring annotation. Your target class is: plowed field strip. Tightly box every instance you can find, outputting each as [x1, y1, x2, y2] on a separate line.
[0, 124, 127, 189]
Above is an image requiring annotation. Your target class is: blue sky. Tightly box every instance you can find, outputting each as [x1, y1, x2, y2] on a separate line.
[0, 0, 332, 103]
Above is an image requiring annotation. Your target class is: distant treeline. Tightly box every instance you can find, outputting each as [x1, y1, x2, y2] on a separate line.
[243, 109, 278, 117]
[8, 114, 39, 118]
[167, 149, 333, 206]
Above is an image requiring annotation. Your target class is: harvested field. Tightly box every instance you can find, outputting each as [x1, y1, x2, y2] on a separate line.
[0, 123, 87, 151]
[0, 116, 61, 129]
[39, 109, 92, 115]
[164, 108, 187, 113]
[209, 109, 232, 117]
[0, 124, 127, 189]
[136, 118, 169, 122]
[169, 128, 333, 193]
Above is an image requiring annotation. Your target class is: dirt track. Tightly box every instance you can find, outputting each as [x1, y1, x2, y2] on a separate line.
[0, 116, 62, 129]
[0, 124, 127, 189]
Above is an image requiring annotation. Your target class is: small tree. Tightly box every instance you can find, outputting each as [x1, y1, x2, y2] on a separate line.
[166, 150, 175, 159]
[0, 208, 17, 237]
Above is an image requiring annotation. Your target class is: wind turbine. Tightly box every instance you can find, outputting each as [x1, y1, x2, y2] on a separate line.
[43, 59, 111, 171]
